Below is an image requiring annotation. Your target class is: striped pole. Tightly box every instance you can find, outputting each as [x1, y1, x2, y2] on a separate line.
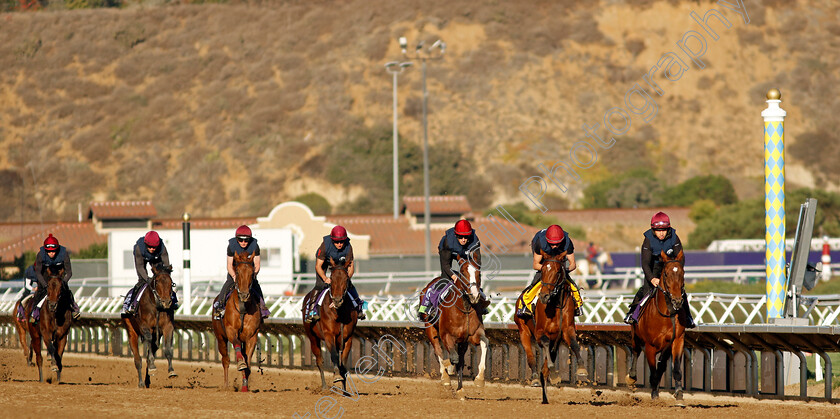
[182, 212, 192, 315]
[762, 88, 786, 319]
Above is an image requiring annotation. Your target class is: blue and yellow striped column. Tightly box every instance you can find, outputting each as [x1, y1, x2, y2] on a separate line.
[762, 88, 786, 319]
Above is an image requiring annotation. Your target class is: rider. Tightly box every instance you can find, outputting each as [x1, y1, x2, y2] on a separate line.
[16, 263, 37, 321]
[420, 219, 489, 318]
[122, 231, 179, 316]
[623, 212, 696, 328]
[304, 225, 366, 323]
[212, 225, 271, 319]
[32, 234, 81, 321]
[516, 225, 583, 319]
[586, 242, 599, 265]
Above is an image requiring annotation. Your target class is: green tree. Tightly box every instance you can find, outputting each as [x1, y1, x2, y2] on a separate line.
[75, 242, 108, 259]
[293, 193, 332, 216]
[687, 197, 764, 249]
[689, 199, 717, 223]
[582, 168, 660, 208]
[663, 175, 737, 206]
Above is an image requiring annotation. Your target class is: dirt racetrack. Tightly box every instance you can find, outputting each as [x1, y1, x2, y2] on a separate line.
[0, 349, 837, 418]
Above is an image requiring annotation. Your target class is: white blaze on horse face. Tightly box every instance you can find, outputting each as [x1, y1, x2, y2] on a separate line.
[468, 263, 479, 299]
[673, 267, 678, 273]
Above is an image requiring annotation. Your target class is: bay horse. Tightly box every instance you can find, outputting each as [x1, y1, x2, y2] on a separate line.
[212, 250, 261, 392]
[123, 263, 177, 388]
[627, 249, 686, 401]
[303, 257, 358, 391]
[514, 250, 587, 404]
[30, 266, 72, 383]
[421, 254, 488, 398]
[13, 298, 34, 366]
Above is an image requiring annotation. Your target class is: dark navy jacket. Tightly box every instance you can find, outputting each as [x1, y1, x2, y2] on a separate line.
[317, 236, 353, 270]
[34, 245, 72, 286]
[641, 228, 683, 281]
[228, 237, 260, 257]
[438, 228, 481, 279]
[531, 229, 574, 256]
[134, 237, 170, 282]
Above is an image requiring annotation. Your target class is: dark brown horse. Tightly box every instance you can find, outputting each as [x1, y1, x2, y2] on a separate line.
[514, 250, 586, 404]
[303, 257, 358, 391]
[13, 298, 34, 366]
[29, 266, 72, 383]
[212, 251, 261, 392]
[421, 254, 488, 398]
[123, 263, 177, 388]
[627, 249, 686, 401]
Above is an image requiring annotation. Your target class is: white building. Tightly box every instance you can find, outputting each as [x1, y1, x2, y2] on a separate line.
[108, 227, 297, 297]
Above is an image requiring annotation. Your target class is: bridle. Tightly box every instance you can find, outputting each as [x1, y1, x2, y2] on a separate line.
[329, 264, 349, 306]
[539, 256, 567, 303]
[234, 260, 255, 303]
[654, 259, 684, 318]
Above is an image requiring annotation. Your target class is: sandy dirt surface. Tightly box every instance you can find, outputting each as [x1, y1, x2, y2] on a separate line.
[0, 349, 838, 418]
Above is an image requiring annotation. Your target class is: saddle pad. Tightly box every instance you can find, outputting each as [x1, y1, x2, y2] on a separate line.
[421, 279, 454, 310]
[316, 287, 330, 307]
[135, 283, 148, 304]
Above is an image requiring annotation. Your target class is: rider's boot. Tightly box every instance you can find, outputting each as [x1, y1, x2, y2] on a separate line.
[122, 285, 137, 317]
[347, 285, 366, 320]
[516, 304, 533, 319]
[213, 300, 225, 320]
[681, 303, 696, 329]
[304, 302, 320, 323]
[475, 289, 491, 316]
[171, 290, 179, 311]
[30, 306, 40, 324]
[258, 297, 271, 319]
[568, 278, 584, 317]
[624, 304, 638, 325]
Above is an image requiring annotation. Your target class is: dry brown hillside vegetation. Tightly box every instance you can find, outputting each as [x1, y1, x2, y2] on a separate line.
[0, 0, 838, 221]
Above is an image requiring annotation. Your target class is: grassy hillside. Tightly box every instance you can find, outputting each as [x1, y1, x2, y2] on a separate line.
[0, 0, 837, 221]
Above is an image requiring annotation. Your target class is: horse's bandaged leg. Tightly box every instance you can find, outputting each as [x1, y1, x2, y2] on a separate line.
[468, 264, 479, 300]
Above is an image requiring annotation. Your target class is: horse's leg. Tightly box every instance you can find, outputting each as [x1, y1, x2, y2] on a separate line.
[563, 306, 588, 385]
[55, 332, 68, 383]
[455, 341, 468, 400]
[241, 329, 258, 393]
[30, 324, 43, 382]
[469, 330, 488, 388]
[426, 320, 451, 385]
[626, 332, 643, 391]
[339, 324, 354, 390]
[672, 336, 685, 402]
[214, 328, 230, 390]
[141, 328, 153, 388]
[539, 335, 552, 404]
[518, 326, 540, 386]
[163, 315, 177, 377]
[644, 344, 661, 400]
[124, 319, 143, 388]
[310, 336, 327, 389]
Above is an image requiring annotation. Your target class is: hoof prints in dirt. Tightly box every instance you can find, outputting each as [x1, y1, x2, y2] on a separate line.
[567, 400, 617, 406]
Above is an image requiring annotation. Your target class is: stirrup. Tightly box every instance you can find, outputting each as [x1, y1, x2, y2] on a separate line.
[623, 310, 636, 325]
[305, 308, 319, 323]
[574, 306, 582, 317]
[72, 311, 82, 321]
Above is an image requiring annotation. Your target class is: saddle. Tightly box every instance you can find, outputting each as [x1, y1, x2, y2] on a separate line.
[17, 295, 34, 320]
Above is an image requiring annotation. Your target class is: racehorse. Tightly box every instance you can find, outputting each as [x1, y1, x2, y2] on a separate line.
[212, 251, 262, 392]
[421, 254, 489, 399]
[515, 250, 587, 404]
[627, 249, 686, 401]
[575, 250, 613, 290]
[303, 257, 358, 392]
[123, 263, 177, 388]
[30, 266, 72, 383]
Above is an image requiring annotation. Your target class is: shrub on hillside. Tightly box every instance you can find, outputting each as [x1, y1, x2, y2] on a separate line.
[293, 193, 331, 216]
[662, 175, 738, 207]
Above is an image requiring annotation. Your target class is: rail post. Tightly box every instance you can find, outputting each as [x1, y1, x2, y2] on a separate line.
[762, 88, 786, 319]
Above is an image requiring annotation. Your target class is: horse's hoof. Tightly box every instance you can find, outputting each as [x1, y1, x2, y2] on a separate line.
[530, 378, 541, 387]
[168, 371, 178, 378]
[237, 361, 247, 371]
[456, 388, 465, 401]
[474, 377, 485, 388]
[674, 389, 683, 401]
[50, 366, 59, 372]
[240, 385, 249, 393]
[625, 375, 637, 392]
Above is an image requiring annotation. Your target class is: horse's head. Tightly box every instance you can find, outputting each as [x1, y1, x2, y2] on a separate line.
[538, 250, 567, 305]
[455, 254, 481, 304]
[45, 266, 64, 312]
[328, 257, 350, 307]
[151, 263, 174, 310]
[233, 251, 255, 303]
[659, 249, 685, 314]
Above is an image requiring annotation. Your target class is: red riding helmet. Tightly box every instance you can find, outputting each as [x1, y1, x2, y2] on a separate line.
[546, 225, 565, 244]
[144, 231, 161, 247]
[44, 234, 59, 250]
[454, 219, 473, 236]
[235, 225, 252, 239]
[651, 212, 671, 229]
[330, 225, 348, 241]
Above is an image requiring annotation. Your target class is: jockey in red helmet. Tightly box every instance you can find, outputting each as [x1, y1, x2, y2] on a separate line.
[212, 225, 271, 319]
[304, 225, 366, 322]
[417, 219, 490, 320]
[515, 225, 584, 319]
[30, 234, 81, 322]
[623, 212, 695, 328]
[122, 231, 180, 316]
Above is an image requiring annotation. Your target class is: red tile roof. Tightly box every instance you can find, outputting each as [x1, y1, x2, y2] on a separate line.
[153, 217, 258, 230]
[0, 222, 107, 262]
[401, 196, 472, 216]
[326, 213, 541, 256]
[89, 201, 157, 220]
